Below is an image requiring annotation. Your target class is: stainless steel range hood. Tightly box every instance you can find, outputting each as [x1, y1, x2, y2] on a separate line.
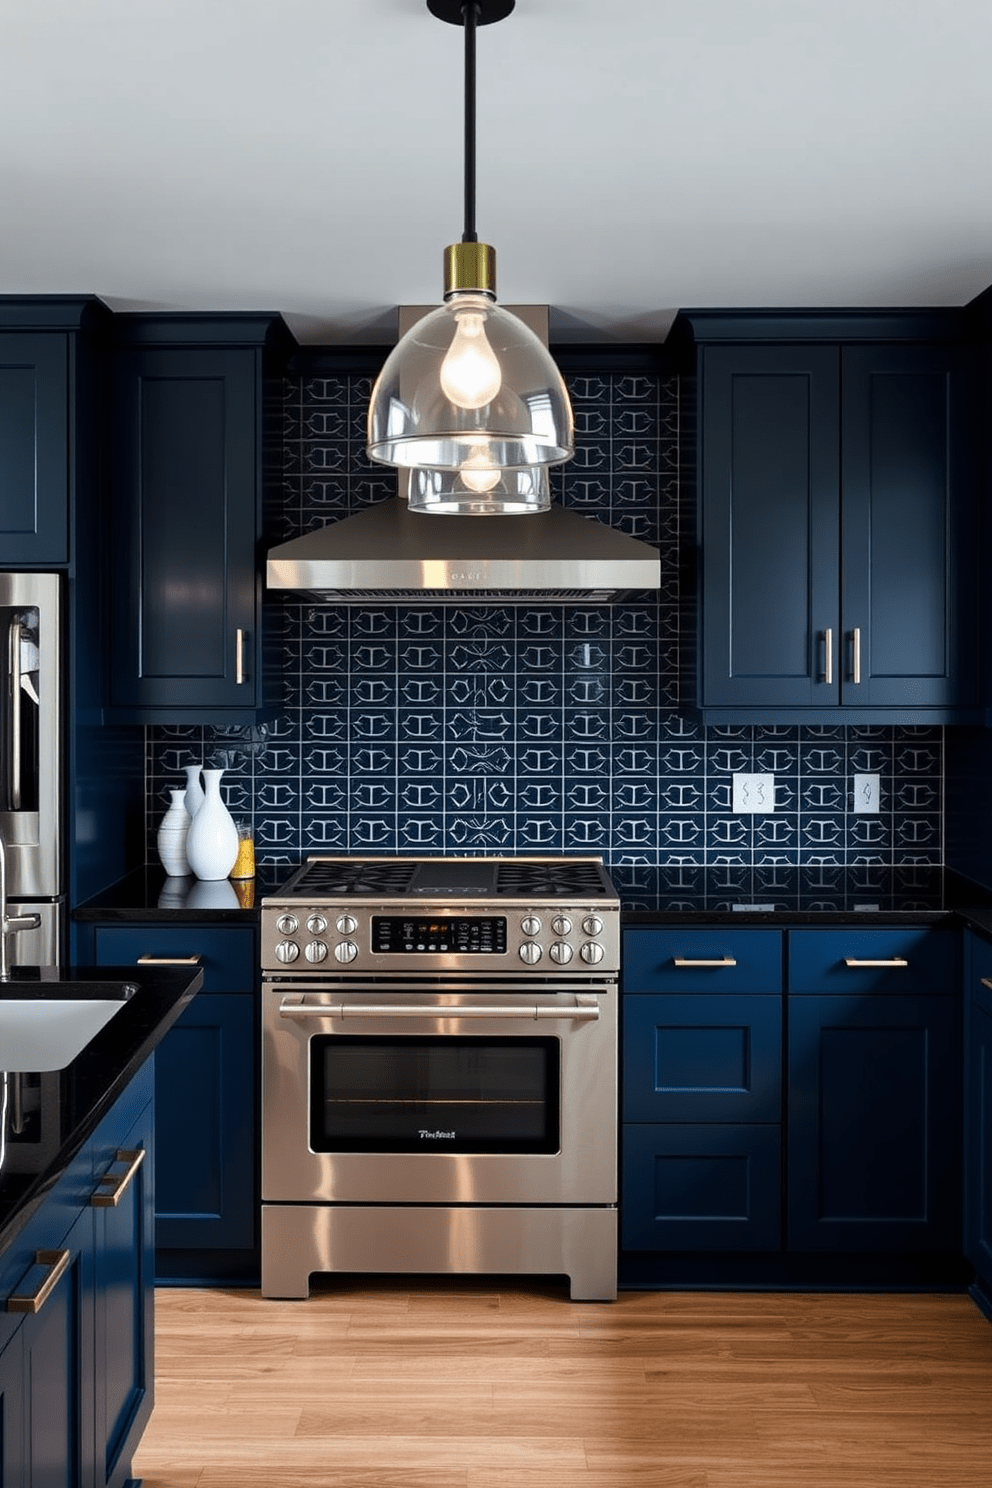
[265, 498, 661, 605]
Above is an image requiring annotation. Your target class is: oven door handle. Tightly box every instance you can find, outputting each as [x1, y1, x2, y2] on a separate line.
[278, 999, 601, 1022]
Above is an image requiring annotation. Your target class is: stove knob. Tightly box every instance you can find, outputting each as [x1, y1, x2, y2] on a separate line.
[334, 940, 359, 964]
[549, 941, 573, 964]
[336, 914, 358, 934]
[275, 940, 300, 964]
[307, 912, 328, 935]
[551, 916, 572, 937]
[582, 915, 604, 937]
[519, 941, 543, 965]
[580, 941, 605, 965]
[305, 940, 329, 964]
[521, 915, 542, 937]
[276, 913, 299, 936]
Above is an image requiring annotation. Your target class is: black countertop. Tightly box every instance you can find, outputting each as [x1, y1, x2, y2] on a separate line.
[0, 962, 203, 1257]
[73, 862, 992, 935]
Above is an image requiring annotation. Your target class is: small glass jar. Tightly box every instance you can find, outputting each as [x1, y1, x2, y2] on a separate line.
[230, 821, 256, 880]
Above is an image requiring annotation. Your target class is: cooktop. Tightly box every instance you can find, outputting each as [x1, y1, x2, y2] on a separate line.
[270, 855, 618, 901]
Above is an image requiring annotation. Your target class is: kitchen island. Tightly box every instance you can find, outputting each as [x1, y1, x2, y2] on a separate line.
[0, 960, 202, 1487]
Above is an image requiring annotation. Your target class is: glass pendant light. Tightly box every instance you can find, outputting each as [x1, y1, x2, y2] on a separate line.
[366, 0, 574, 514]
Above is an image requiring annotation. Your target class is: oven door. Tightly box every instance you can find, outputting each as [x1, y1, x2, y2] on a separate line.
[261, 982, 617, 1206]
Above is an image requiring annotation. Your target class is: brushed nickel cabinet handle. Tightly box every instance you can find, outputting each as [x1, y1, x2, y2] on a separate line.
[822, 628, 833, 686]
[672, 956, 738, 968]
[843, 957, 908, 968]
[8, 619, 22, 808]
[136, 954, 203, 966]
[6, 1249, 71, 1314]
[851, 627, 862, 685]
[91, 1148, 146, 1208]
[981, 978, 992, 992]
[236, 628, 247, 685]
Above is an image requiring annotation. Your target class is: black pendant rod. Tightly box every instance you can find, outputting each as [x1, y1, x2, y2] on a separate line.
[462, 1, 479, 243]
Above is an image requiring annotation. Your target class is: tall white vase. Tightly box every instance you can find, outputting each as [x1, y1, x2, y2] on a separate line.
[156, 789, 192, 877]
[183, 763, 205, 819]
[185, 768, 238, 881]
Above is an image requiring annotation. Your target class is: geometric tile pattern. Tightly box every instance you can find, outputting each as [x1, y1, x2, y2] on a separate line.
[146, 366, 944, 871]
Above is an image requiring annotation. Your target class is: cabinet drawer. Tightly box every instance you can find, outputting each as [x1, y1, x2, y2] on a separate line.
[624, 994, 781, 1123]
[93, 926, 255, 993]
[788, 928, 957, 994]
[622, 1123, 781, 1251]
[623, 929, 783, 994]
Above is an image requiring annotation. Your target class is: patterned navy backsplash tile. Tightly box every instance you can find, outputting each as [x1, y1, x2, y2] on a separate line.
[145, 365, 943, 869]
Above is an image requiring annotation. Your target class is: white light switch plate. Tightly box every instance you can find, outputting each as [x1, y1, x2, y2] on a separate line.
[732, 774, 775, 813]
[853, 773, 880, 814]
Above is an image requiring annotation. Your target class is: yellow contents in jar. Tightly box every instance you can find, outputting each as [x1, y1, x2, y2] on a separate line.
[231, 833, 255, 880]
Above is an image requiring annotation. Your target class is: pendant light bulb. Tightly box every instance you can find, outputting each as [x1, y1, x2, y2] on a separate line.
[459, 443, 502, 492]
[439, 306, 502, 409]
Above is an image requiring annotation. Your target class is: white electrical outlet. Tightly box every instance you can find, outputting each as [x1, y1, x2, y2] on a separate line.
[732, 774, 775, 813]
[853, 773, 881, 814]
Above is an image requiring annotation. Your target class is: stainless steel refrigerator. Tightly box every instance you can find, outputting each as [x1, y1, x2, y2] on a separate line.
[1, 571, 61, 967]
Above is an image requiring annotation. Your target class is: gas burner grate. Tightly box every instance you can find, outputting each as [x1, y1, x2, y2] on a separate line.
[494, 862, 611, 897]
[288, 861, 418, 897]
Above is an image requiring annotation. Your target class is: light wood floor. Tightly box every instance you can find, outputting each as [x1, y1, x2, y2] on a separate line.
[134, 1281, 992, 1488]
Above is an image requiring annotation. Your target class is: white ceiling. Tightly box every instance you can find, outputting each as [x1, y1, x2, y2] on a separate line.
[4, 0, 992, 345]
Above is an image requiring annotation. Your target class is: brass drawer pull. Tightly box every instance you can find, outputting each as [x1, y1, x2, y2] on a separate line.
[843, 957, 908, 968]
[91, 1148, 145, 1208]
[6, 1249, 71, 1314]
[136, 954, 203, 965]
[672, 956, 738, 968]
[981, 978, 992, 992]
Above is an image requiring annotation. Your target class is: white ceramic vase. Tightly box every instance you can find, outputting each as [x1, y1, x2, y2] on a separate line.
[156, 789, 192, 877]
[183, 763, 205, 819]
[185, 768, 238, 881]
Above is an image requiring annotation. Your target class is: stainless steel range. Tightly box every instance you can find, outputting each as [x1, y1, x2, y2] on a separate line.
[260, 855, 619, 1301]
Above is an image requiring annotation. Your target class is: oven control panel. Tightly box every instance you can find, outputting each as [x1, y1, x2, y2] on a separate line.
[372, 917, 507, 954]
[262, 902, 620, 974]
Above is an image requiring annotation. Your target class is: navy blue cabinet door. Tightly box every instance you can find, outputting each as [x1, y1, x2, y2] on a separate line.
[154, 993, 255, 1254]
[0, 1327, 24, 1487]
[109, 345, 260, 717]
[840, 344, 976, 709]
[20, 1206, 94, 1488]
[788, 994, 960, 1251]
[623, 994, 782, 1124]
[0, 334, 68, 565]
[699, 344, 841, 710]
[92, 1099, 154, 1488]
[622, 1123, 781, 1251]
[966, 975, 992, 1287]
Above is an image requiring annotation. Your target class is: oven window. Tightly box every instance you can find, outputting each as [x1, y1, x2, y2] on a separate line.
[309, 1036, 560, 1154]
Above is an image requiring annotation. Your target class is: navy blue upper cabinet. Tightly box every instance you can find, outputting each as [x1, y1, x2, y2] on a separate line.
[107, 314, 294, 722]
[0, 333, 69, 564]
[672, 312, 979, 723]
[0, 298, 111, 568]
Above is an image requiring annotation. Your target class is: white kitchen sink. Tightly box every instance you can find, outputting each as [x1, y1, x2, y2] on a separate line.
[0, 983, 137, 1072]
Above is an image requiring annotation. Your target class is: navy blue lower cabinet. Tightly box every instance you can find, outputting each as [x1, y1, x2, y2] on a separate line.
[788, 994, 960, 1252]
[91, 1087, 155, 1488]
[93, 925, 258, 1277]
[153, 993, 255, 1253]
[622, 1124, 781, 1251]
[623, 994, 782, 1124]
[0, 1324, 23, 1484]
[965, 948, 992, 1290]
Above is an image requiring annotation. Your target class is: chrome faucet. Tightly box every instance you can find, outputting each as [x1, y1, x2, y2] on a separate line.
[0, 825, 41, 980]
